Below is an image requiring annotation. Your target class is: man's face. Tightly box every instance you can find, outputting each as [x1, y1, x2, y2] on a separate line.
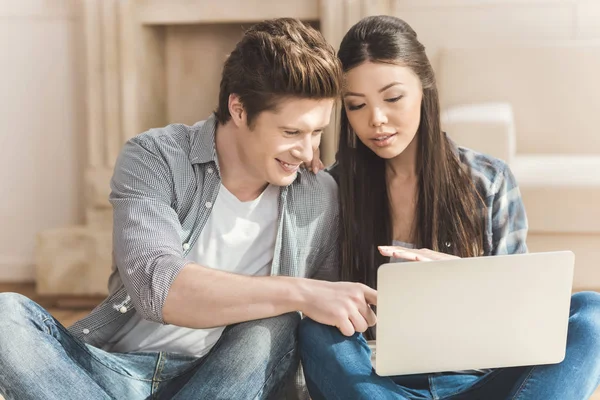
[237, 97, 335, 187]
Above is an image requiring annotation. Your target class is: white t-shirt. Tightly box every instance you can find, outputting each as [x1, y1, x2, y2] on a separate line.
[105, 183, 279, 357]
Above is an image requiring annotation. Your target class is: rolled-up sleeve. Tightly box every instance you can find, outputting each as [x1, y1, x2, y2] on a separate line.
[110, 137, 192, 323]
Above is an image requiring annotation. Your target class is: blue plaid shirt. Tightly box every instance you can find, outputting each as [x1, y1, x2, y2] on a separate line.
[458, 145, 529, 256]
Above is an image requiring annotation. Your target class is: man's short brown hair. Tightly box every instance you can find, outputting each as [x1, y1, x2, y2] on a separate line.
[215, 18, 343, 127]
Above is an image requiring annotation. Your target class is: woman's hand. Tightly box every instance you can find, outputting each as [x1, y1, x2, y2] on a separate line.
[378, 246, 460, 262]
[303, 146, 325, 174]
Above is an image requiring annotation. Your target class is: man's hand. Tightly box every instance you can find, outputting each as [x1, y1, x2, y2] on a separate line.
[378, 245, 460, 262]
[298, 280, 377, 336]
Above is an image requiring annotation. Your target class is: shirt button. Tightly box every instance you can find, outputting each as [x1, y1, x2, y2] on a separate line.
[205, 202, 212, 208]
[119, 306, 128, 314]
[82, 328, 90, 335]
[207, 168, 214, 174]
[182, 243, 190, 250]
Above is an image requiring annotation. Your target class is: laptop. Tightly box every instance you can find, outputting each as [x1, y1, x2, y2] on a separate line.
[375, 251, 575, 376]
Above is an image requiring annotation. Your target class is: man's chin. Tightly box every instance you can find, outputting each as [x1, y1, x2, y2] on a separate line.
[269, 171, 298, 187]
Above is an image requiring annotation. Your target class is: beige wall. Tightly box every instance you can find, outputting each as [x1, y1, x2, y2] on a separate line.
[389, 0, 600, 70]
[0, 0, 85, 281]
[2, 0, 599, 281]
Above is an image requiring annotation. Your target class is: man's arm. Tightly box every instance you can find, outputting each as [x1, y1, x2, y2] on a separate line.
[111, 135, 375, 335]
[163, 264, 374, 336]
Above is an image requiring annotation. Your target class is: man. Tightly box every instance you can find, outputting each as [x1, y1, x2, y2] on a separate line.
[0, 18, 376, 399]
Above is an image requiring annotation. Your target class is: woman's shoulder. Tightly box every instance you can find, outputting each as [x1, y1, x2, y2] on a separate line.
[456, 145, 514, 199]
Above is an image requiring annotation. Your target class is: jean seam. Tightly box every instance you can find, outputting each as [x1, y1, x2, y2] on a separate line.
[429, 374, 438, 400]
[510, 367, 536, 400]
[53, 320, 154, 382]
[42, 316, 54, 335]
[151, 352, 165, 395]
[252, 346, 296, 400]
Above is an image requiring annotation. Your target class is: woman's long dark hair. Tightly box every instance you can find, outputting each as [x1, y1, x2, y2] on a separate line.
[337, 16, 484, 293]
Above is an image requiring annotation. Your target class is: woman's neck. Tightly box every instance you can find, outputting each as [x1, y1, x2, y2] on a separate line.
[385, 135, 419, 244]
[386, 135, 418, 183]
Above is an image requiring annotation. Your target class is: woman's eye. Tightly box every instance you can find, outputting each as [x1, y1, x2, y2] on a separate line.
[347, 104, 365, 111]
[385, 95, 403, 103]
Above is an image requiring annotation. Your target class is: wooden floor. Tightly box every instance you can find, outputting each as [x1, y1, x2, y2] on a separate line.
[1, 283, 599, 399]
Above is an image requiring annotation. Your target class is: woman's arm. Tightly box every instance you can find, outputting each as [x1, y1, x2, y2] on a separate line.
[489, 164, 529, 255]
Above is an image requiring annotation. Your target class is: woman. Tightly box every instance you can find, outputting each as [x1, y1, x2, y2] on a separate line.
[299, 15, 600, 399]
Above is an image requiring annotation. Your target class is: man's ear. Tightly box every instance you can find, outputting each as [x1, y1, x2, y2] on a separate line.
[228, 94, 247, 128]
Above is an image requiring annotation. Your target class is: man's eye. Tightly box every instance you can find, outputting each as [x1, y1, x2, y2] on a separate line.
[285, 131, 300, 135]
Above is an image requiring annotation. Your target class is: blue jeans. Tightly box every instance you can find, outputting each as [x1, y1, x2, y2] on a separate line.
[299, 292, 600, 400]
[0, 293, 299, 400]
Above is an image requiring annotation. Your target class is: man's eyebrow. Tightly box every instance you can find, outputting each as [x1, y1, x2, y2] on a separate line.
[278, 126, 328, 132]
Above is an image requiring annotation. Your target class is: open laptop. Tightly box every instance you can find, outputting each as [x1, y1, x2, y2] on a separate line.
[375, 251, 575, 376]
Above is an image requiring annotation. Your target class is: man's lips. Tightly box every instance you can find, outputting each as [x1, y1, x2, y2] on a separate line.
[276, 158, 301, 172]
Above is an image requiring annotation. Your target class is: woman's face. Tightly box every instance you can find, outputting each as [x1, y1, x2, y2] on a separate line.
[343, 61, 423, 159]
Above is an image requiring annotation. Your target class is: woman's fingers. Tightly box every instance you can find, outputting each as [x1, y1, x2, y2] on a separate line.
[378, 245, 459, 261]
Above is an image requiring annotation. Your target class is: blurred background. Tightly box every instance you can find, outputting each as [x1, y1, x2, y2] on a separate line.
[1, 0, 599, 300]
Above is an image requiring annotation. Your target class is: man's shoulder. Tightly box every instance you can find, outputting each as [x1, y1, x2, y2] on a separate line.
[288, 170, 339, 216]
[132, 122, 198, 152]
[123, 119, 215, 171]
[295, 169, 338, 198]
[301, 169, 338, 194]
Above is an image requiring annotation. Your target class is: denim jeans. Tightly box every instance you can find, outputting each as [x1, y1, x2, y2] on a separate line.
[299, 292, 600, 400]
[0, 293, 300, 400]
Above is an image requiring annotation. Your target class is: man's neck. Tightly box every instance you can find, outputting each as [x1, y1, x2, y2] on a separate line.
[215, 121, 268, 202]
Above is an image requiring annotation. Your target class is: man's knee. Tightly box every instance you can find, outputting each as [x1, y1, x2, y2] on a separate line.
[0, 293, 40, 327]
[210, 313, 301, 397]
[224, 312, 300, 370]
[256, 311, 301, 338]
[0, 293, 48, 364]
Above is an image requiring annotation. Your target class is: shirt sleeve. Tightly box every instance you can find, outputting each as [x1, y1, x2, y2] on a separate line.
[490, 164, 529, 255]
[311, 212, 341, 282]
[311, 171, 341, 282]
[109, 137, 192, 324]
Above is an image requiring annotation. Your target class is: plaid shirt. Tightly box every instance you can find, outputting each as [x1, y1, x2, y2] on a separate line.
[69, 114, 340, 351]
[458, 145, 529, 256]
